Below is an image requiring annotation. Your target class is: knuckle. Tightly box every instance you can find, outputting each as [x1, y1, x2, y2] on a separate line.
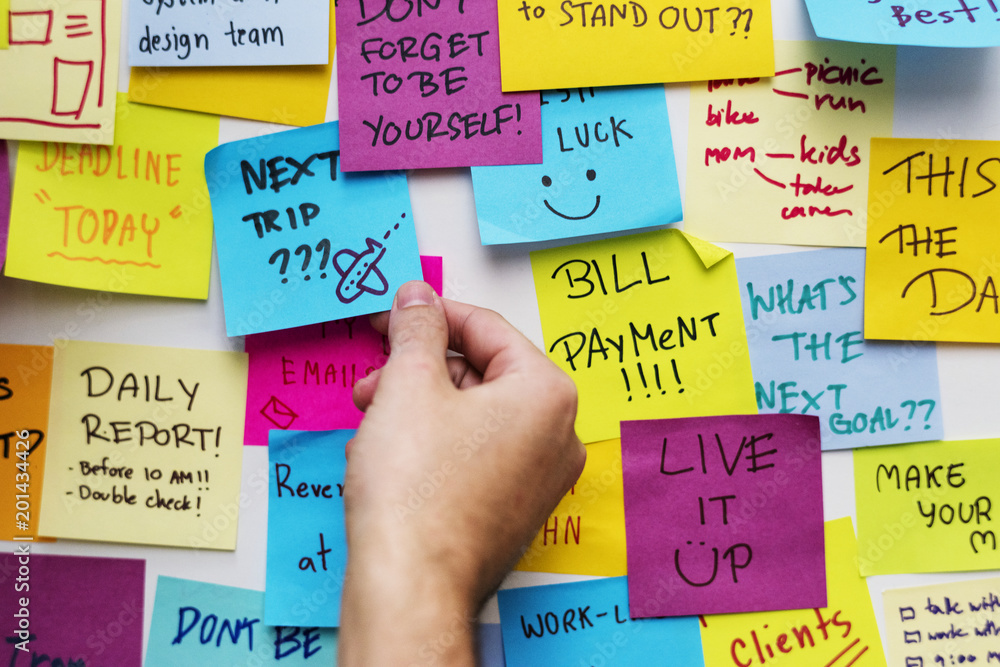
[454, 307, 505, 350]
[542, 369, 579, 416]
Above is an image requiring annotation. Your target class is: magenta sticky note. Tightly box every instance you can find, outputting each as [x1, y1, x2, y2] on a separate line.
[336, 0, 542, 171]
[244, 256, 443, 445]
[0, 552, 144, 663]
[621, 414, 826, 618]
[1, 140, 10, 269]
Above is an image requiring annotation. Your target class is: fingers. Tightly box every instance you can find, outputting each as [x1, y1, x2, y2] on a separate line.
[377, 281, 452, 394]
[369, 309, 390, 334]
[439, 299, 551, 381]
[446, 356, 484, 389]
[354, 355, 483, 413]
[353, 368, 382, 411]
[368, 287, 556, 384]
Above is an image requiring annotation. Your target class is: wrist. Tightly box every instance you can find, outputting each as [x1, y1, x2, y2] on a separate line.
[339, 513, 480, 666]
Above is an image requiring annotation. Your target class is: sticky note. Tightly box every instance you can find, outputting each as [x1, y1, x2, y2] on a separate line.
[471, 85, 681, 245]
[243, 256, 442, 446]
[516, 438, 626, 576]
[883, 577, 1000, 667]
[0, 0, 8, 49]
[206, 121, 423, 336]
[38, 340, 248, 550]
[865, 138, 1000, 343]
[146, 576, 338, 665]
[266, 430, 349, 628]
[0, 140, 9, 268]
[530, 228, 757, 444]
[498, 577, 704, 665]
[686, 41, 895, 247]
[0, 344, 53, 541]
[738, 248, 943, 449]
[854, 437, 1000, 575]
[128, 0, 336, 126]
[478, 624, 506, 667]
[336, 0, 541, 171]
[5, 94, 219, 299]
[0, 0, 121, 143]
[621, 414, 825, 618]
[700, 517, 887, 667]
[804, 0, 1000, 48]
[128, 0, 328, 66]
[497, 0, 775, 90]
[0, 553, 144, 664]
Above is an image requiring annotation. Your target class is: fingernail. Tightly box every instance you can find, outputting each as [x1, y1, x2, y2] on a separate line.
[395, 281, 435, 309]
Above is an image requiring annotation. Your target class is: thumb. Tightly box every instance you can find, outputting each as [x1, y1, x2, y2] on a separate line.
[379, 281, 451, 391]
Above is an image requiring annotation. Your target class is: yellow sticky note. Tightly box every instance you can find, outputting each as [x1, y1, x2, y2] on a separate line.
[701, 518, 886, 667]
[0, 344, 54, 541]
[854, 438, 1000, 575]
[498, 0, 775, 90]
[686, 41, 895, 247]
[530, 228, 757, 444]
[5, 94, 219, 299]
[128, 0, 335, 126]
[883, 577, 1000, 667]
[0, 0, 9, 49]
[865, 138, 1000, 343]
[0, 0, 121, 143]
[517, 439, 626, 576]
[38, 340, 248, 550]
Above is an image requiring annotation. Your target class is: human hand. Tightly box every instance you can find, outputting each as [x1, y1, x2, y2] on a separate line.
[338, 281, 586, 666]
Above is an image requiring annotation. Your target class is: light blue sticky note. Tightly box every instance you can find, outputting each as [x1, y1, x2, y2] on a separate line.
[207, 121, 422, 336]
[145, 576, 337, 666]
[804, 0, 1000, 47]
[129, 0, 329, 66]
[497, 577, 704, 666]
[737, 248, 944, 450]
[477, 623, 506, 667]
[471, 86, 681, 245]
[266, 430, 349, 628]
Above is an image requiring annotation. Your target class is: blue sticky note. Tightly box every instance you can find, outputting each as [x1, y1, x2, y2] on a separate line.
[804, 0, 1000, 47]
[478, 623, 507, 667]
[471, 86, 682, 245]
[129, 0, 329, 66]
[497, 577, 704, 666]
[207, 121, 422, 336]
[266, 430, 349, 627]
[737, 248, 944, 450]
[145, 576, 337, 665]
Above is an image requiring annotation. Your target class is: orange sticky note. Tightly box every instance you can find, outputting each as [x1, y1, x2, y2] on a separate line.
[0, 344, 54, 541]
[865, 137, 1000, 343]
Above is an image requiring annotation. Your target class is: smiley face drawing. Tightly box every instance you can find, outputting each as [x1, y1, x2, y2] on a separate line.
[542, 169, 601, 220]
[470, 84, 681, 245]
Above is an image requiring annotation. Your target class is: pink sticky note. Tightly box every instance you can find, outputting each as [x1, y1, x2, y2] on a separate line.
[336, 0, 542, 171]
[0, 552, 144, 663]
[621, 414, 826, 618]
[1, 141, 10, 269]
[244, 256, 443, 445]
